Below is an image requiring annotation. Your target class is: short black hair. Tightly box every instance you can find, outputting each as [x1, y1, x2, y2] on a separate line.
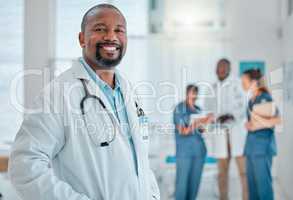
[81, 4, 125, 32]
[186, 84, 199, 94]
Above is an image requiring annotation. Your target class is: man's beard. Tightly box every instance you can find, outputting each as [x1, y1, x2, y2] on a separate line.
[218, 72, 230, 81]
[95, 43, 123, 68]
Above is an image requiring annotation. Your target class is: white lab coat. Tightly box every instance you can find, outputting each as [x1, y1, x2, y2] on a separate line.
[8, 60, 160, 200]
[205, 76, 247, 158]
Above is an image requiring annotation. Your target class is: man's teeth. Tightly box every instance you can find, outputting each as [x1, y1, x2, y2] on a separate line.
[103, 46, 117, 51]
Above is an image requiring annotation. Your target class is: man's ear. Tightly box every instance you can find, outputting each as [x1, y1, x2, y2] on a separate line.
[79, 32, 85, 48]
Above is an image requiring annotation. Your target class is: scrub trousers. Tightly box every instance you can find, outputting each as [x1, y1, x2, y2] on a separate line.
[246, 156, 274, 200]
[175, 156, 205, 200]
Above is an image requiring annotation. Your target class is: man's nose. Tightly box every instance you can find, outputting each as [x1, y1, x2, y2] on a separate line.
[103, 30, 118, 42]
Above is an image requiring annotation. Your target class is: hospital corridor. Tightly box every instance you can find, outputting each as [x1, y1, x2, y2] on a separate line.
[0, 0, 293, 200]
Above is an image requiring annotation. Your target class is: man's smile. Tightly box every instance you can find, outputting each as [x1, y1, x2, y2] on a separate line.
[98, 43, 121, 54]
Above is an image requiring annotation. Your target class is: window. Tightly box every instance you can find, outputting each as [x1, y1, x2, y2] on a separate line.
[0, 0, 24, 142]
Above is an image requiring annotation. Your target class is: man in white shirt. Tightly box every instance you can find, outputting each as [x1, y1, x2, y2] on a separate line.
[207, 59, 248, 200]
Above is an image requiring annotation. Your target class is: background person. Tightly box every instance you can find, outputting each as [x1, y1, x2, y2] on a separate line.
[241, 69, 281, 200]
[206, 58, 248, 200]
[173, 84, 214, 200]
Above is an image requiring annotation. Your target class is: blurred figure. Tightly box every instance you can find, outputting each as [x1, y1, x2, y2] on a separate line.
[173, 84, 214, 200]
[207, 59, 248, 200]
[241, 69, 281, 200]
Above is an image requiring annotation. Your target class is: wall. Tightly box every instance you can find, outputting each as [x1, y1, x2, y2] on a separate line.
[0, 1, 24, 142]
[275, 14, 293, 200]
[224, 0, 282, 75]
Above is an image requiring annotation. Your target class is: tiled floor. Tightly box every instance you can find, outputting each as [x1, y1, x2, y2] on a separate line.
[156, 158, 287, 200]
[197, 176, 285, 200]
[0, 167, 287, 200]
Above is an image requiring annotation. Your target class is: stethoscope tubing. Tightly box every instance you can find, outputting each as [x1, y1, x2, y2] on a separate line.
[79, 78, 117, 147]
[79, 78, 145, 147]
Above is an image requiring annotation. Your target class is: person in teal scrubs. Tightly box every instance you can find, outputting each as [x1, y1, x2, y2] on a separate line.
[241, 69, 282, 200]
[173, 85, 214, 200]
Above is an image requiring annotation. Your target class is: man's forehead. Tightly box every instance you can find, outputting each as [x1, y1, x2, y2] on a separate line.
[217, 63, 229, 70]
[86, 8, 126, 27]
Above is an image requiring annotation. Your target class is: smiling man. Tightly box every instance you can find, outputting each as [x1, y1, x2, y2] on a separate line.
[79, 4, 126, 72]
[9, 4, 160, 200]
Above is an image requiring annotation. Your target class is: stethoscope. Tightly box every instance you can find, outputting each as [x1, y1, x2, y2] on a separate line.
[79, 78, 145, 147]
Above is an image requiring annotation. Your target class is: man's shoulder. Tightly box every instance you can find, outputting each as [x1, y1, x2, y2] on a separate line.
[54, 66, 77, 83]
[39, 65, 80, 100]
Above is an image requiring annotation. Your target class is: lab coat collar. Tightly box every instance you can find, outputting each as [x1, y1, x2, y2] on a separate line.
[217, 74, 234, 85]
[79, 57, 122, 91]
[71, 59, 121, 126]
[71, 59, 91, 81]
[71, 58, 137, 125]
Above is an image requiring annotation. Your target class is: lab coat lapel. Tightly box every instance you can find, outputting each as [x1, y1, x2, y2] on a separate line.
[71, 60, 120, 126]
[117, 71, 140, 137]
[117, 71, 144, 175]
[89, 81, 119, 121]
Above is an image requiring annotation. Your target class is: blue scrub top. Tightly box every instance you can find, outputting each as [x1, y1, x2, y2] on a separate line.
[244, 92, 278, 157]
[173, 102, 207, 158]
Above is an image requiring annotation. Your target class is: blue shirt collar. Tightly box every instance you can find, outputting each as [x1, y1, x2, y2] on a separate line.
[79, 57, 121, 91]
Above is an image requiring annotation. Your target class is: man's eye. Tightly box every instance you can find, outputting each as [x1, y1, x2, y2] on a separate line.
[95, 28, 106, 32]
[115, 29, 125, 33]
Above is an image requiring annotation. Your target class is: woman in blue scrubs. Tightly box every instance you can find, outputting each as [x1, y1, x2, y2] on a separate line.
[173, 85, 214, 200]
[241, 69, 281, 200]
